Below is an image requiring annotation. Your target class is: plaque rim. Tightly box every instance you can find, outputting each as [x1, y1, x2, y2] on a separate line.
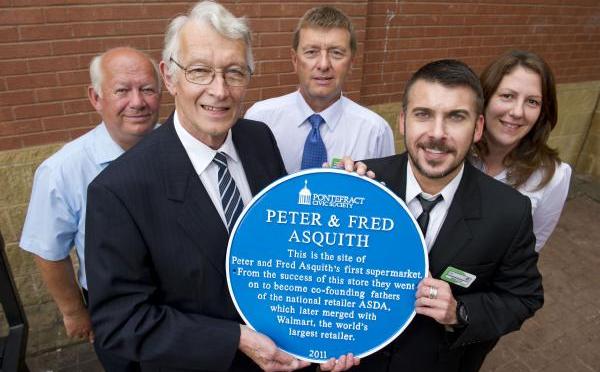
[226, 168, 428, 362]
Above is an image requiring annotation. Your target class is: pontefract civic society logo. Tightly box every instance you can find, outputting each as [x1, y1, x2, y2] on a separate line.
[298, 180, 366, 209]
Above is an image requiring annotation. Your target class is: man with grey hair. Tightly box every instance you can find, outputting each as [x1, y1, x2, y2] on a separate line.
[20, 46, 160, 370]
[86, 2, 358, 371]
[246, 5, 394, 173]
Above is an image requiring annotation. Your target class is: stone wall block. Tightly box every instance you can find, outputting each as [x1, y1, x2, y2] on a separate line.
[555, 84, 598, 136]
[7, 204, 27, 244]
[0, 164, 36, 208]
[15, 271, 52, 306]
[548, 134, 586, 166]
[26, 303, 62, 334]
[554, 112, 594, 137]
[0, 208, 15, 243]
[551, 112, 594, 166]
[0, 144, 61, 168]
[554, 82, 600, 172]
[576, 100, 600, 180]
[25, 302, 71, 354]
[6, 242, 37, 276]
[368, 102, 405, 153]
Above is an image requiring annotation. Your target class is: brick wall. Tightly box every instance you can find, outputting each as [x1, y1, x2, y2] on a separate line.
[1, 1, 599, 151]
[361, 0, 600, 106]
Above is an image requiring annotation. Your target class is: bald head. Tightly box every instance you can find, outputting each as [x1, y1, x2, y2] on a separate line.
[87, 47, 161, 150]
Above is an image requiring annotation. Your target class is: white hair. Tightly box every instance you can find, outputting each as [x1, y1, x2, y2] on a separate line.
[89, 47, 161, 97]
[162, 1, 254, 81]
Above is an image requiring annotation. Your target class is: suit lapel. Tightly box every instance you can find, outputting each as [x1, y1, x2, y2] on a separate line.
[232, 121, 267, 195]
[382, 153, 408, 200]
[159, 115, 229, 278]
[428, 162, 481, 276]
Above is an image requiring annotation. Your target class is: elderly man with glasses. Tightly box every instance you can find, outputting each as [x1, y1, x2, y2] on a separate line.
[85, 2, 358, 371]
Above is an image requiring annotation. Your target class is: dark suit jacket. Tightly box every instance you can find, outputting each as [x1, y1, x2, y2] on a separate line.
[85, 114, 287, 371]
[356, 153, 543, 372]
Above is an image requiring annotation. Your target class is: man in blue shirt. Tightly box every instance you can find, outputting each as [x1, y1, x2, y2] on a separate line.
[20, 46, 161, 368]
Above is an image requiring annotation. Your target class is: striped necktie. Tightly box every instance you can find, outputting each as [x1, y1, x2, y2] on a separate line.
[416, 194, 443, 236]
[300, 114, 327, 169]
[213, 152, 244, 231]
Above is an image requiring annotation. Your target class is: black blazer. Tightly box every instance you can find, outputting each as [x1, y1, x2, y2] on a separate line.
[85, 114, 286, 371]
[357, 153, 543, 372]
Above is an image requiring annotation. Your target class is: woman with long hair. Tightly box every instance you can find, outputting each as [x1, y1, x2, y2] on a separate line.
[472, 50, 571, 252]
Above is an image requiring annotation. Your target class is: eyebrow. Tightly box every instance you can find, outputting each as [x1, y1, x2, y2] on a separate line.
[410, 107, 473, 117]
[301, 44, 347, 50]
[411, 107, 432, 113]
[498, 87, 542, 99]
[447, 109, 471, 116]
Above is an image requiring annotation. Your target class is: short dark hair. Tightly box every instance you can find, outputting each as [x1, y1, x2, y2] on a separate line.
[402, 59, 484, 115]
[292, 6, 357, 55]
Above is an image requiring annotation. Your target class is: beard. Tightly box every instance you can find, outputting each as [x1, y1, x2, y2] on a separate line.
[406, 137, 471, 180]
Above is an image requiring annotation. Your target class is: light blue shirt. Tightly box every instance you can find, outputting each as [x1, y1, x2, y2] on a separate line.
[20, 123, 124, 289]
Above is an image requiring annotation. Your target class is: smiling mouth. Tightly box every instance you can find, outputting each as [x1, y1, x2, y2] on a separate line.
[500, 120, 522, 130]
[201, 105, 229, 112]
[125, 113, 151, 120]
[418, 141, 454, 158]
[424, 148, 446, 154]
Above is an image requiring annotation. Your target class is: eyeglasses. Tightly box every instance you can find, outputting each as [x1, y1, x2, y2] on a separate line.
[170, 58, 251, 87]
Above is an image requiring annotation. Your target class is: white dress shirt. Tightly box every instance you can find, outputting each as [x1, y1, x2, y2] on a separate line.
[405, 161, 464, 251]
[245, 90, 395, 173]
[174, 111, 252, 228]
[471, 157, 571, 251]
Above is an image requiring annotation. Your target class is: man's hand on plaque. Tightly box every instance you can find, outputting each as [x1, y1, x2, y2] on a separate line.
[319, 353, 360, 371]
[239, 325, 310, 371]
[414, 276, 458, 325]
[324, 156, 376, 179]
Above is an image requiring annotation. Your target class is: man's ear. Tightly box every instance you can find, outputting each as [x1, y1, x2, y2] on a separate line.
[290, 48, 298, 74]
[473, 114, 484, 143]
[160, 60, 177, 96]
[88, 86, 102, 112]
[398, 110, 406, 137]
[346, 55, 356, 77]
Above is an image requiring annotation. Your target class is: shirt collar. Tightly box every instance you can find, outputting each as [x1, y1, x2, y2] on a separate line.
[173, 110, 239, 175]
[406, 160, 464, 206]
[91, 122, 126, 166]
[294, 90, 343, 132]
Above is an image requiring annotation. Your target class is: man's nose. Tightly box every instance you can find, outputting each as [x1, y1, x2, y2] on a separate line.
[315, 50, 332, 70]
[429, 117, 446, 139]
[129, 90, 146, 108]
[207, 73, 229, 99]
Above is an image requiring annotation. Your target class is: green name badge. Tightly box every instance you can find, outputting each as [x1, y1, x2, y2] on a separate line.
[331, 158, 342, 168]
[440, 266, 476, 288]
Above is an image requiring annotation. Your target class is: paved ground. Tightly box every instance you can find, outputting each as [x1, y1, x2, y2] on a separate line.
[24, 174, 600, 372]
[481, 174, 600, 372]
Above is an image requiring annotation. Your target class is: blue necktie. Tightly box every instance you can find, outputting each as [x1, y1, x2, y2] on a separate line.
[300, 114, 327, 170]
[213, 152, 244, 232]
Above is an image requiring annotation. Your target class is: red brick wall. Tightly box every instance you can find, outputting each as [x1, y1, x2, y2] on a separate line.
[361, 0, 600, 105]
[1, 1, 599, 151]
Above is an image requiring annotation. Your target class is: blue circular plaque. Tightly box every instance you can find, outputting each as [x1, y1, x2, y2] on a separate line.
[227, 169, 427, 363]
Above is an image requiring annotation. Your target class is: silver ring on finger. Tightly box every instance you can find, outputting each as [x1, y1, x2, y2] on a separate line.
[428, 286, 438, 300]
